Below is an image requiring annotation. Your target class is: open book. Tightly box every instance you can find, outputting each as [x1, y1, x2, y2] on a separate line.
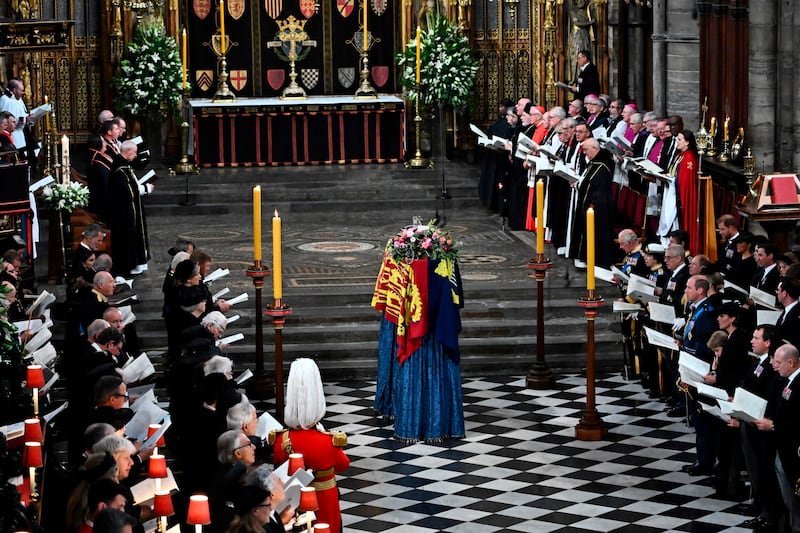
[126, 400, 168, 443]
[723, 387, 768, 423]
[130, 468, 178, 505]
[594, 266, 617, 284]
[647, 301, 676, 325]
[469, 123, 488, 140]
[274, 460, 315, 513]
[119, 353, 155, 384]
[633, 158, 670, 183]
[216, 332, 244, 347]
[553, 160, 580, 184]
[204, 268, 230, 283]
[612, 301, 641, 313]
[757, 310, 781, 326]
[678, 350, 710, 388]
[749, 286, 777, 310]
[627, 275, 658, 303]
[24, 328, 52, 354]
[644, 326, 678, 351]
[256, 411, 282, 441]
[137, 169, 156, 186]
[722, 280, 749, 298]
[27, 290, 56, 317]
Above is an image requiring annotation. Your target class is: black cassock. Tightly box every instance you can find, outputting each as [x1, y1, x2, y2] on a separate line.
[108, 161, 150, 274]
[477, 115, 513, 212]
[568, 149, 615, 267]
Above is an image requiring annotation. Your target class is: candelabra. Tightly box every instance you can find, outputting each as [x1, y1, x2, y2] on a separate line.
[245, 263, 274, 401]
[575, 290, 608, 441]
[265, 298, 292, 423]
[405, 86, 433, 169]
[526, 252, 554, 389]
[354, 48, 377, 99]
[212, 35, 236, 102]
[171, 88, 200, 205]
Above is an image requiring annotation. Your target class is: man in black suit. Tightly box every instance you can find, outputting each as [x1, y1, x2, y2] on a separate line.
[751, 242, 780, 294]
[754, 343, 800, 532]
[715, 214, 741, 276]
[774, 277, 800, 353]
[659, 245, 690, 315]
[570, 50, 600, 101]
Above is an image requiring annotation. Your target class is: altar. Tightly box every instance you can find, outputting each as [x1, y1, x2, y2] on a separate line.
[190, 95, 405, 167]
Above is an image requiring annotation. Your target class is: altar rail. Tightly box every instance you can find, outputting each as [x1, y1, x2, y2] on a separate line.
[190, 95, 405, 167]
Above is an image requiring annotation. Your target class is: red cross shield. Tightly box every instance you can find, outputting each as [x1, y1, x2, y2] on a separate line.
[229, 70, 248, 91]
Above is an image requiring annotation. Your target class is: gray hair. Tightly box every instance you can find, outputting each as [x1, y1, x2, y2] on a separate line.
[560, 117, 577, 129]
[617, 229, 638, 246]
[630, 113, 643, 125]
[204, 355, 233, 376]
[170, 251, 191, 271]
[93, 434, 136, 457]
[284, 358, 326, 430]
[666, 244, 685, 259]
[120, 140, 137, 154]
[94, 253, 113, 272]
[82, 223, 104, 238]
[227, 401, 256, 431]
[217, 429, 247, 464]
[243, 464, 279, 493]
[202, 311, 228, 331]
[87, 319, 111, 340]
[643, 111, 657, 122]
[549, 106, 566, 120]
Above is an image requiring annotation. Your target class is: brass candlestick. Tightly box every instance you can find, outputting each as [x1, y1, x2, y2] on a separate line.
[354, 49, 377, 99]
[526, 253, 554, 389]
[575, 291, 608, 441]
[246, 264, 274, 400]
[173, 88, 200, 176]
[213, 52, 236, 102]
[718, 140, 730, 162]
[405, 87, 433, 169]
[265, 299, 293, 424]
[281, 57, 306, 99]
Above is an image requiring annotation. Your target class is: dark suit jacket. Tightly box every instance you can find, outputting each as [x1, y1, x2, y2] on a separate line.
[774, 302, 800, 353]
[681, 298, 716, 363]
[751, 265, 780, 295]
[770, 376, 800, 481]
[660, 265, 689, 315]
[573, 62, 600, 100]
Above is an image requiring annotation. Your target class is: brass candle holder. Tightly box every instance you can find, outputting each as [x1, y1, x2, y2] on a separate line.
[245, 264, 274, 401]
[718, 140, 730, 162]
[526, 253, 554, 389]
[354, 49, 378, 99]
[575, 291, 608, 441]
[172, 88, 200, 177]
[405, 86, 433, 169]
[212, 34, 236, 102]
[265, 299, 293, 423]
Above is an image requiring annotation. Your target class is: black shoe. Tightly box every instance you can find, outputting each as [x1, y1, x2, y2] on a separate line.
[687, 464, 714, 476]
[681, 463, 698, 473]
[666, 405, 686, 417]
[741, 517, 763, 528]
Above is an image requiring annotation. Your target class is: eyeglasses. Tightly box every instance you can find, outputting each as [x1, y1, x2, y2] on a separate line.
[113, 393, 129, 399]
[235, 442, 255, 451]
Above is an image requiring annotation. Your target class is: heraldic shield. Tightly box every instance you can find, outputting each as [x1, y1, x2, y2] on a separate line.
[301, 69, 319, 90]
[267, 69, 286, 91]
[338, 67, 355, 89]
[228, 0, 245, 19]
[371, 0, 387, 15]
[299, 0, 315, 18]
[230, 70, 248, 91]
[336, 0, 353, 17]
[193, 0, 210, 19]
[264, 0, 282, 19]
[371, 66, 389, 88]
[196, 70, 213, 92]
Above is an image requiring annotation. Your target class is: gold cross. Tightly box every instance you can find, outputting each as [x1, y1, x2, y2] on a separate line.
[276, 16, 309, 61]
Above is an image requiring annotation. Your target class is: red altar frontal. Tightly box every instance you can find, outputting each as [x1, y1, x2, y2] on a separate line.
[190, 95, 406, 167]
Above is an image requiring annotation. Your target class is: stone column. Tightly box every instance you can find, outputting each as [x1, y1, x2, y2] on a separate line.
[748, 0, 776, 171]
[651, 0, 666, 117]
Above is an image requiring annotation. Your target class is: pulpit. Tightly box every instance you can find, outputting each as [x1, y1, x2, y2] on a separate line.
[0, 162, 31, 255]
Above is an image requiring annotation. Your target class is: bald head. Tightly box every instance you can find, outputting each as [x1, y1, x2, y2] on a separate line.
[94, 271, 116, 297]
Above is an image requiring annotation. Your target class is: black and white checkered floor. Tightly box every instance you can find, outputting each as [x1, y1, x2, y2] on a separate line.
[321, 374, 755, 533]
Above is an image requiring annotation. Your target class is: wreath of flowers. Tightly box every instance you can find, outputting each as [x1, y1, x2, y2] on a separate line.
[41, 182, 90, 213]
[396, 15, 479, 108]
[113, 18, 183, 121]
[387, 222, 459, 263]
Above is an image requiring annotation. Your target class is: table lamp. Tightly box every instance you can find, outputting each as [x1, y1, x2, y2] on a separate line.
[298, 487, 319, 532]
[24, 419, 43, 443]
[23, 441, 43, 500]
[149, 454, 168, 490]
[147, 423, 166, 455]
[26, 365, 45, 417]
[187, 494, 211, 533]
[153, 490, 174, 533]
[313, 524, 330, 532]
[288, 453, 304, 475]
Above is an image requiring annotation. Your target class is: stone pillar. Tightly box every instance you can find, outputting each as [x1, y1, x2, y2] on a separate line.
[748, 0, 776, 171]
[651, 0, 666, 117]
[664, 0, 699, 128]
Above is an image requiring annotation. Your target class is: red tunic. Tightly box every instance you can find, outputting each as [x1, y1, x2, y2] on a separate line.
[676, 150, 698, 254]
[273, 429, 349, 533]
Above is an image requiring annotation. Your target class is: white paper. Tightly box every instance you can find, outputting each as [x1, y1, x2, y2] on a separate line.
[256, 411, 283, 440]
[702, 403, 731, 423]
[553, 160, 579, 184]
[29, 175, 55, 192]
[29, 103, 52, 120]
[723, 280, 749, 298]
[130, 468, 178, 505]
[226, 292, 249, 306]
[728, 387, 768, 423]
[678, 350, 710, 387]
[137, 169, 156, 186]
[627, 276, 658, 303]
[127, 383, 156, 403]
[119, 353, 155, 384]
[212, 287, 229, 302]
[24, 328, 52, 354]
[648, 302, 677, 325]
[757, 310, 782, 326]
[32, 343, 57, 367]
[611, 266, 630, 283]
[204, 268, 230, 283]
[613, 301, 641, 313]
[226, 314, 240, 325]
[0, 421, 24, 440]
[115, 276, 134, 289]
[43, 401, 68, 423]
[130, 388, 157, 413]
[216, 332, 244, 347]
[594, 266, 617, 284]
[13, 319, 41, 334]
[40, 370, 59, 395]
[129, 136, 143, 145]
[696, 382, 728, 401]
[28, 290, 56, 316]
[749, 286, 778, 310]
[235, 369, 253, 385]
[469, 123, 488, 139]
[644, 327, 678, 351]
[126, 402, 168, 443]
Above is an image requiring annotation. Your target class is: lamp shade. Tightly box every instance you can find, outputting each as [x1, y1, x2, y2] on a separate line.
[298, 487, 319, 512]
[313, 524, 330, 532]
[288, 453, 305, 475]
[24, 419, 43, 443]
[26, 365, 45, 388]
[23, 441, 43, 468]
[153, 490, 175, 517]
[149, 454, 168, 479]
[147, 424, 167, 447]
[186, 494, 211, 525]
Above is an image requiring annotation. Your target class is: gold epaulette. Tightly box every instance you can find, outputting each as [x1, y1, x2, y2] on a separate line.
[267, 428, 287, 446]
[332, 431, 347, 447]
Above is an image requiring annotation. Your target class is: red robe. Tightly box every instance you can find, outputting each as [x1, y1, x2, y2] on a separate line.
[273, 429, 349, 533]
[676, 149, 698, 254]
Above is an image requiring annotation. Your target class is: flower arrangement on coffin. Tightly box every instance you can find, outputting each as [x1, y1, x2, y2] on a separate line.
[396, 15, 479, 108]
[41, 182, 89, 213]
[387, 222, 460, 263]
[113, 17, 183, 121]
